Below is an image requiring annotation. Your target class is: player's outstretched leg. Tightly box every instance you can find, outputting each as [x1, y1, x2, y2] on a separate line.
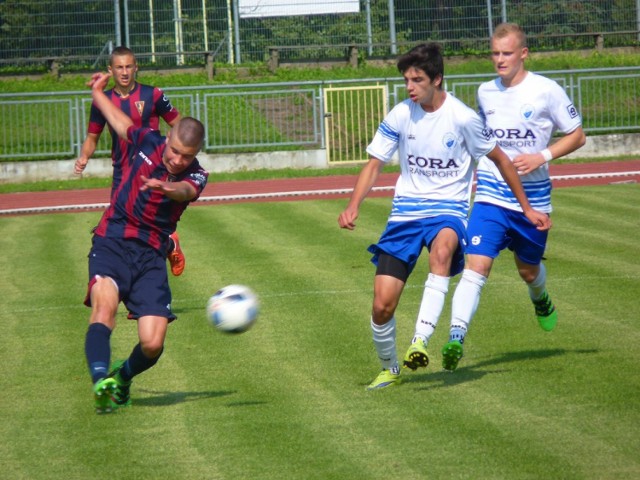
[532, 290, 558, 331]
[441, 340, 464, 372]
[403, 337, 429, 371]
[366, 366, 401, 391]
[168, 231, 185, 276]
[93, 377, 117, 414]
[108, 359, 132, 408]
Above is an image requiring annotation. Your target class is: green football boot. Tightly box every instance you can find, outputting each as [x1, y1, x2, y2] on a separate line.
[93, 377, 117, 414]
[441, 340, 464, 372]
[533, 291, 558, 332]
[108, 359, 132, 408]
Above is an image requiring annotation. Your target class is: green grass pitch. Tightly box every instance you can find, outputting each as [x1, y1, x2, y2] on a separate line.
[0, 183, 639, 479]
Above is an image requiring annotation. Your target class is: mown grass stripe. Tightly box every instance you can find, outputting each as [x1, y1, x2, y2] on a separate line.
[0, 184, 638, 479]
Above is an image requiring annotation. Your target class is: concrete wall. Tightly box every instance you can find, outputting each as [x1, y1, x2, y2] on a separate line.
[1, 133, 639, 184]
[0, 149, 328, 184]
[562, 133, 640, 160]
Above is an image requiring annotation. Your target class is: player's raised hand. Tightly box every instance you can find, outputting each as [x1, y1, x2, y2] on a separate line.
[87, 72, 112, 90]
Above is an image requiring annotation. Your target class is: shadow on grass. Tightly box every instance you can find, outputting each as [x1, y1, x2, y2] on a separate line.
[406, 347, 597, 390]
[171, 306, 204, 315]
[133, 388, 236, 407]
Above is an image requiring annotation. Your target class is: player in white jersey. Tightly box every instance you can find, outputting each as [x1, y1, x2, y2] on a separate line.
[337, 43, 551, 390]
[442, 23, 586, 372]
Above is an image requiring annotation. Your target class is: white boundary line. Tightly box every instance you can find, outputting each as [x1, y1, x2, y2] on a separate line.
[1, 171, 638, 216]
[551, 170, 640, 180]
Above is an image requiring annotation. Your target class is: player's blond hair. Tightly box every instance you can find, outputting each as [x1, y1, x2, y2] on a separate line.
[492, 23, 527, 48]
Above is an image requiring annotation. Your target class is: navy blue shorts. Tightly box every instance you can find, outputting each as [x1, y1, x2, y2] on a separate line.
[465, 202, 548, 265]
[368, 215, 468, 277]
[85, 235, 176, 321]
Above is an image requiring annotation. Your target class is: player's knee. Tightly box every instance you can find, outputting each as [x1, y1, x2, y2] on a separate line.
[465, 255, 493, 278]
[140, 339, 165, 359]
[517, 264, 539, 283]
[372, 296, 398, 322]
[430, 244, 454, 266]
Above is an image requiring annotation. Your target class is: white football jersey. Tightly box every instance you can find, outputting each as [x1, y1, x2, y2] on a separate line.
[475, 72, 582, 213]
[367, 93, 496, 222]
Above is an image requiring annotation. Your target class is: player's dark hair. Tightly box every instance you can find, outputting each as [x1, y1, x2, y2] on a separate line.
[175, 117, 205, 151]
[397, 43, 444, 86]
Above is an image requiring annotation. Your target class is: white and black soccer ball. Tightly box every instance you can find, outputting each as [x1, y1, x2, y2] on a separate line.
[206, 284, 259, 334]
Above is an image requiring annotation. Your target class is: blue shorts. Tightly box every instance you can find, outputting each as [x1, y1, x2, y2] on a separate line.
[368, 215, 467, 277]
[85, 235, 176, 321]
[465, 202, 548, 265]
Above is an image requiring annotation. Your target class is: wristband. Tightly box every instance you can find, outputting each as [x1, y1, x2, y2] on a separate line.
[541, 148, 553, 162]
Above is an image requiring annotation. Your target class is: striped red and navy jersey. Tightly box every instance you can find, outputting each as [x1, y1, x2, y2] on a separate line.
[87, 82, 179, 193]
[93, 126, 208, 253]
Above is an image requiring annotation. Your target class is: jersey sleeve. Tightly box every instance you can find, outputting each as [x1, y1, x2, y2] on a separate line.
[546, 81, 582, 134]
[366, 104, 403, 163]
[182, 164, 209, 201]
[153, 87, 180, 124]
[87, 102, 107, 134]
[127, 126, 152, 146]
[460, 107, 496, 161]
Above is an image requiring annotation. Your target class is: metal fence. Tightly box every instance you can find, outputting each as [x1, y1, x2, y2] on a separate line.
[0, 67, 640, 162]
[1, 67, 639, 163]
[1, 0, 639, 68]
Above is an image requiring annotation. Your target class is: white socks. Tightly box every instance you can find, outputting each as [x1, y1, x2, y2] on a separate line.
[528, 263, 547, 301]
[450, 269, 487, 340]
[371, 316, 398, 370]
[413, 273, 450, 344]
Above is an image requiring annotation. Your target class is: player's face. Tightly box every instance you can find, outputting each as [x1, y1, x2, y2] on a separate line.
[163, 131, 199, 175]
[108, 54, 138, 92]
[403, 66, 442, 111]
[491, 33, 528, 86]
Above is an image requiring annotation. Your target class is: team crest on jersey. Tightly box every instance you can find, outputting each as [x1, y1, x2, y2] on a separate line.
[442, 133, 457, 149]
[135, 101, 145, 116]
[521, 104, 535, 120]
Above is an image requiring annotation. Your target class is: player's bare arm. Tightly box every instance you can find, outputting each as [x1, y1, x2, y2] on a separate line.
[89, 72, 134, 140]
[486, 146, 552, 231]
[139, 175, 198, 202]
[74, 132, 101, 174]
[512, 126, 587, 175]
[338, 158, 384, 230]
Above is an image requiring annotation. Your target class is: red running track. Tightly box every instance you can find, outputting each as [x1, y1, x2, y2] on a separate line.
[1, 160, 639, 216]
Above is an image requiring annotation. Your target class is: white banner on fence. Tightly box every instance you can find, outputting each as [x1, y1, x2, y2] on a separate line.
[238, 0, 360, 19]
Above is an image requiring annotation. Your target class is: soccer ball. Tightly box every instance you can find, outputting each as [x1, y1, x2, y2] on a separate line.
[206, 284, 259, 334]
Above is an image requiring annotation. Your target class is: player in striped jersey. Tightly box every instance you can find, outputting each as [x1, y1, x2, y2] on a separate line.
[338, 43, 551, 390]
[83, 71, 208, 413]
[74, 46, 187, 276]
[442, 23, 586, 371]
